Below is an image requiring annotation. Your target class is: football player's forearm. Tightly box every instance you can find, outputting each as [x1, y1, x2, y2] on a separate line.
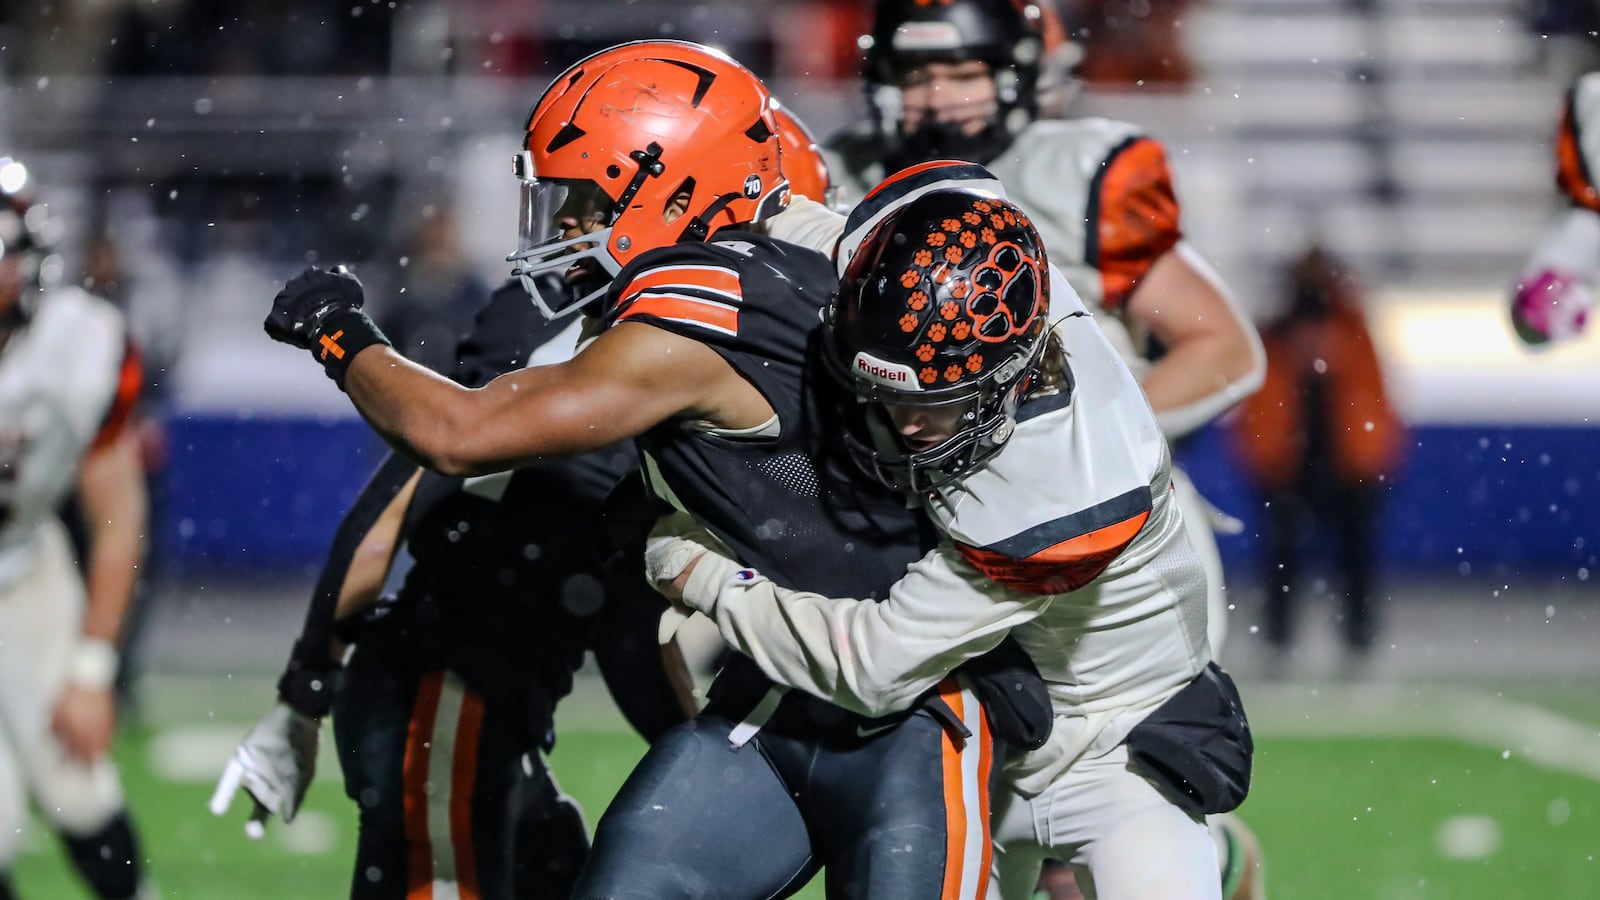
[343, 347, 482, 474]
[1144, 330, 1263, 437]
[82, 525, 140, 645]
[684, 550, 1046, 717]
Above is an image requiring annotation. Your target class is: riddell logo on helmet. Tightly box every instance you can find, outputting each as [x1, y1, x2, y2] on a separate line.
[852, 352, 922, 391]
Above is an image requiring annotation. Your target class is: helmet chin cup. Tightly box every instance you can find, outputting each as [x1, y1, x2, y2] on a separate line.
[507, 229, 623, 320]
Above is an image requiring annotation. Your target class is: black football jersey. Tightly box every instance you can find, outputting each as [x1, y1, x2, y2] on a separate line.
[602, 232, 927, 602]
[387, 281, 648, 728]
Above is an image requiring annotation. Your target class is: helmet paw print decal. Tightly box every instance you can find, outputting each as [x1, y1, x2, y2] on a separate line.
[867, 193, 1048, 386]
[966, 241, 1042, 343]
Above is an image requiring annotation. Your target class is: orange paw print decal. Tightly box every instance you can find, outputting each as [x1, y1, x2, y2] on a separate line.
[920, 367, 938, 384]
[916, 343, 935, 362]
[981, 227, 996, 245]
[942, 218, 963, 233]
[962, 211, 982, 225]
[907, 289, 929, 311]
[949, 278, 971, 300]
[951, 320, 971, 340]
[900, 269, 921, 288]
[972, 200, 994, 214]
[965, 353, 984, 372]
[913, 248, 934, 266]
[966, 240, 1044, 344]
[958, 231, 978, 249]
[943, 245, 964, 264]
[899, 313, 919, 332]
[926, 231, 947, 248]
[944, 364, 963, 382]
[928, 322, 947, 342]
[939, 301, 959, 320]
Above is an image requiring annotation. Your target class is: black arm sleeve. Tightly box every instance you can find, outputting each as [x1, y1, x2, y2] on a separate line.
[276, 450, 419, 717]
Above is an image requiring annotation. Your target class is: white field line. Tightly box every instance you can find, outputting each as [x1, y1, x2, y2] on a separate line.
[1242, 682, 1600, 783]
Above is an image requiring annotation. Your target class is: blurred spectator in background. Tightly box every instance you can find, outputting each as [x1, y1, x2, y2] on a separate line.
[1230, 245, 1404, 674]
[376, 204, 488, 374]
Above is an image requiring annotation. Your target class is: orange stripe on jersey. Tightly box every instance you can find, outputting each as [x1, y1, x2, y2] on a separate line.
[617, 293, 740, 335]
[89, 341, 143, 453]
[1556, 99, 1600, 213]
[1093, 136, 1182, 312]
[403, 671, 445, 899]
[450, 689, 486, 899]
[619, 265, 742, 304]
[958, 509, 1151, 594]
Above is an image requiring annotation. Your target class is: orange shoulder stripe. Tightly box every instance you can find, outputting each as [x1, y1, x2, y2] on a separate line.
[616, 293, 740, 335]
[958, 509, 1150, 594]
[619, 265, 742, 304]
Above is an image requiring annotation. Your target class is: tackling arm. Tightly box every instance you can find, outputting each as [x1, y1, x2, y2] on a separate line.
[340, 321, 754, 476]
[658, 541, 1053, 718]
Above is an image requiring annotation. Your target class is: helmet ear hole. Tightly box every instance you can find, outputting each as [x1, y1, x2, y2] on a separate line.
[664, 177, 696, 221]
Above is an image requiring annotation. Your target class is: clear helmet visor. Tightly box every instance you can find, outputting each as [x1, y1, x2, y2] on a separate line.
[507, 158, 624, 320]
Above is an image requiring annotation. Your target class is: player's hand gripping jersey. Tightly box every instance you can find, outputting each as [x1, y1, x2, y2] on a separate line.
[1512, 72, 1600, 345]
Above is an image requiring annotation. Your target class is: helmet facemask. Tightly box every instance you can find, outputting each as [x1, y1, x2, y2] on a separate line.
[863, 0, 1044, 170]
[508, 151, 647, 320]
[824, 311, 1045, 494]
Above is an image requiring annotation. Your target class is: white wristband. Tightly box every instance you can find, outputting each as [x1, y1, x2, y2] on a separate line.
[67, 639, 120, 690]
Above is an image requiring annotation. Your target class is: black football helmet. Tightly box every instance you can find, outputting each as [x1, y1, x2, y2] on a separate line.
[824, 188, 1050, 492]
[0, 156, 62, 329]
[862, 0, 1046, 170]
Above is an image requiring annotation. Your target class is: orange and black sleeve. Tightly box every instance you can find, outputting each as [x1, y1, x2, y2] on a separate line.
[1556, 87, 1600, 213]
[1086, 136, 1183, 312]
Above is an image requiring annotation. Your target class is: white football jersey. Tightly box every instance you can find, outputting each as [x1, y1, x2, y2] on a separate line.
[0, 287, 135, 587]
[925, 295, 1209, 793]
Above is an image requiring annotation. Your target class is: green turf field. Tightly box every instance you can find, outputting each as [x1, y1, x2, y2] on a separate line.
[13, 676, 1600, 898]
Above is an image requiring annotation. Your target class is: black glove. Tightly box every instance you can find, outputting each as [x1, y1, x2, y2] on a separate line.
[264, 265, 390, 388]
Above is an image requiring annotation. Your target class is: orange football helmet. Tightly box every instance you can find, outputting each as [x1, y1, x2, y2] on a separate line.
[771, 101, 837, 209]
[509, 40, 788, 318]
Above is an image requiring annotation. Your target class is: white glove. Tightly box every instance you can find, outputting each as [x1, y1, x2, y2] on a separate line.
[1510, 268, 1594, 345]
[645, 535, 710, 586]
[210, 702, 320, 838]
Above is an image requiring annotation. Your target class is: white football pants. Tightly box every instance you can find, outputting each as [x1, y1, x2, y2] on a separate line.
[988, 743, 1221, 900]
